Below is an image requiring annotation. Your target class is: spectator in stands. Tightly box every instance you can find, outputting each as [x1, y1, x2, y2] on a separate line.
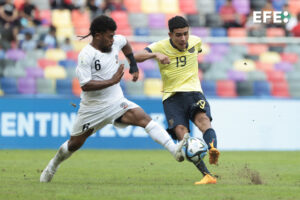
[20, 31, 37, 51]
[245, 9, 265, 37]
[291, 13, 300, 37]
[87, 0, 104, 19]
[281, 4, 297, 35]
[0, 0, 20, 42]
[262, 0, 276, 27]
[60, 37, 73, 51]
[19, 0, 41, 27]
[219, 0, 241, 28]
[38, 25, 58, 49]
[0, 44, 5, 59]
[72, 0, 86, 10]
[103, 0, 126, 13]
[50, 0, 74, 10]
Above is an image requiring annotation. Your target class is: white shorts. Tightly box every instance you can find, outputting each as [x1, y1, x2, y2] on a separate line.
[71, 97, 139, 136]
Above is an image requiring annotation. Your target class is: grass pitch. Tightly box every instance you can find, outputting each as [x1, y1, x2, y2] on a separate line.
[0, 150, 300, 200]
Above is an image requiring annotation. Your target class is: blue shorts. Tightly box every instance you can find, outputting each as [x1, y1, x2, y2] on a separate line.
[163, 92, 212, 140]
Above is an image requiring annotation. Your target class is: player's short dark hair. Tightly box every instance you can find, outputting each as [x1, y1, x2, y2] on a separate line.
[168, 16, 189, 32]
[79, 15, 117, 39]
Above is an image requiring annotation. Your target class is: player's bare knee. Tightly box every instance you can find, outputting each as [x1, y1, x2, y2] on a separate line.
[137, 113, 151, 127]
[68, 129, 93, 151]
[174, 125, 188, 140]
[195, 114, 211, 133]
[126, 108, 151, 127]
[68, 140, 82, 152]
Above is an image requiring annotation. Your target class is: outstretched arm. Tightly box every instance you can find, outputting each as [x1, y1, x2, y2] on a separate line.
[122, 40, 139, 82]
[135, 50, 170, 64]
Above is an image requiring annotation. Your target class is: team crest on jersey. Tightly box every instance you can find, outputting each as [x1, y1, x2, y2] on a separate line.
[120, 102, 128, 109]
[188, 47, 195, 53]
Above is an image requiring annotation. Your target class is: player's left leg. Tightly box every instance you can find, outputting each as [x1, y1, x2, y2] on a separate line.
[40, 128, 94, 182]
[119, 107, 187, 162]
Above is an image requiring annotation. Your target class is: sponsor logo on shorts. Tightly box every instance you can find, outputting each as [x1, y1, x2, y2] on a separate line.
[168, 119, 174, 127]
[120, 102, 128, 109]
[82, 123, 90, 132]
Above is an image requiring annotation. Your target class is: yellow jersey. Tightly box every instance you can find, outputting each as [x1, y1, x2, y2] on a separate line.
[146, 35, 203, 101]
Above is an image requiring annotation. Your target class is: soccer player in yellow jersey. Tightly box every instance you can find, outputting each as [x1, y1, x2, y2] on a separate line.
[135, 16, 220, 185]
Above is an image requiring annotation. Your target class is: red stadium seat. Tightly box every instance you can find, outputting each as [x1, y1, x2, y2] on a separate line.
[216, 80, 237, 97]
[66, 51, 79, 61]
[271, 81, 290, 97]
[248, 44, 268, 55]
[116, 27, 132, 36]
[179, 0, 197, 14]
[131, 42, 148, 52]
[110, 11, 130, 29]
[39, 10, 52, 25]
[38, 59, 57, 69]
[288, 0, 300, 15]
[75, 26, 90, 36]
[228, 28, 247, 37]
[72, 78, 81, 96]
[280, 53, 299, 64]
[266, 70, 286, 82]
[124, 0, 141, 12]
[266, 28, 285, 37]
[71, 10, 90, 28]
[255, 61, 274, 72]
[14, 0, 25, 10]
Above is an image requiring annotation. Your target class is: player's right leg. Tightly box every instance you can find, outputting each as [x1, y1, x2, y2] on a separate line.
[116, 106, 188, 162]
[194, 112, 220, 165]
[172, 125, 191, 161]
[162, 94, 192, 161]
[40, 128, 94, 183]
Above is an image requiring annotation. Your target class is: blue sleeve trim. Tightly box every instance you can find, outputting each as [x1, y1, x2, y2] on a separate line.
[145, 47, 152, 53]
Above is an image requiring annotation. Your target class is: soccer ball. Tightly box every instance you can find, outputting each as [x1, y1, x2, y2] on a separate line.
[181, 137, 208, 163]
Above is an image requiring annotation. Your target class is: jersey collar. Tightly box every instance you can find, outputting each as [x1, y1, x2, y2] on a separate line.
[169, 39, 188, 52]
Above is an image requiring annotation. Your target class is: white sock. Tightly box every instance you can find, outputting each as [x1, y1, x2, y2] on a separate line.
[49, 140, 73, 170]
[145, 120, 177, 156]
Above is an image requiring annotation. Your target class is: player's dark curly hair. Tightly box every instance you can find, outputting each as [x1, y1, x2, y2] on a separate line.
[78, 15, 117, 40]
[168, 16, 189, 32]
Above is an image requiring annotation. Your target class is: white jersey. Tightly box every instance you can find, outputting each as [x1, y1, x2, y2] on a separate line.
[76, 35, 127, 105]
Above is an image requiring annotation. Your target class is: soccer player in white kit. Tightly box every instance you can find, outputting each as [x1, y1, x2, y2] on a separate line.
[40, 15, 189, 183]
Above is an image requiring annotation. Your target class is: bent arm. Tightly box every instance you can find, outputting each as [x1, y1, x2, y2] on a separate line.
[121, 40, 133, 55]
[81, 79, 115, 91]
[81, 64, 124, 91]
[134, 50, 158, 62]
[121, 40, 139, 81]
[121, 40, 138, 73]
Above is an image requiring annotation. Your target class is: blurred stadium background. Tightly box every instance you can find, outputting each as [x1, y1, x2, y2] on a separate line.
[0, 0, 300, 150]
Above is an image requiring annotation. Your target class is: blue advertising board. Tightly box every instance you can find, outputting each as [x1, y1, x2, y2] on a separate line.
[0, 97, 173, 149]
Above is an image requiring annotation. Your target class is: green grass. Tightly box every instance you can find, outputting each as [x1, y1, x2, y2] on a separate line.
[0, 150, 300, 200]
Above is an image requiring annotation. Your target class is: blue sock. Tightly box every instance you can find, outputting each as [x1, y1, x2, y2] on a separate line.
[194, 159, 210, 176]
[203, 128, 217, 149]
